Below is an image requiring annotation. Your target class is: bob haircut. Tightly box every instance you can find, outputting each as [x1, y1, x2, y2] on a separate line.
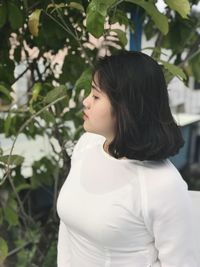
[91, 50, 185, 161]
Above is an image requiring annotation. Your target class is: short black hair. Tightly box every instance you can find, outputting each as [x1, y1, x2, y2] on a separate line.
[92, 50, 185, 161]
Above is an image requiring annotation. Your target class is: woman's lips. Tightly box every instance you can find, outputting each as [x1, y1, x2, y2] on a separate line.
[83, 112, 89, 119]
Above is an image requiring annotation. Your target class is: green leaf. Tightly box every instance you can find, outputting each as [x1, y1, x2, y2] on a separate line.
[43, 85, 68, 104]
[15, 183, 31, 193]
[4, 200, 19, 226]
[0, 237, 8, 264]
[0, 209, 3, 225]
[8, 2, 23, 30]
[86, 3, 105, 38]
[0, 61, 15, 85]
[68, 2, 84, 12]
[0, 3, 7, 28]
[0, 155, 25, 166]
[60, 54, 86, 84]
[0, 84, 13, 101]
[75, 68, 92, 94]
[42, 240, 57, 267]
[31, 157, 56, 189]
[73, 125, 84, 140]
[189, 51, 200, 82]
[125, 0, 169, 35]
[40, 110, 55, 124]
[30, 82, 42, 102]
[159, 60, 187, 81]
[47, 3, 66, 14]
[29, 82, 42, 113]
[165, 0, 190, 19]
[4, 113, 12, 137]
[47, 3, 66, 10]
[109, 9, 129, 27]
[14, 45, 22, 63]
[86, 0, 117, 38]
[110, 29, 128, 46]
[28, 9, 42, 37]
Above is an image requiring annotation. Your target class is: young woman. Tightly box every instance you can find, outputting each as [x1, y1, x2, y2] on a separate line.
[56, 51, 199, 267]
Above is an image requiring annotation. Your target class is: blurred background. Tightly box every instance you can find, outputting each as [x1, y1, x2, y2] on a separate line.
[0, 0, 200, 266]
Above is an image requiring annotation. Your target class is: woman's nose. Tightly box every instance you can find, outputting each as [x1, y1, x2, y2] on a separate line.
[82, 94, 90, 109]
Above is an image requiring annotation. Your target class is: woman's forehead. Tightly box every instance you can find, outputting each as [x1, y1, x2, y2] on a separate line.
[91, 82, 101, 93]
[92, 73, 102, 93]
[93, 72, 99, 85]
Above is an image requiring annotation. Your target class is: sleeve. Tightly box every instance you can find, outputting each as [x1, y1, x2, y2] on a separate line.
[57, 220, 72, 267]
[142, 166, 199, 267]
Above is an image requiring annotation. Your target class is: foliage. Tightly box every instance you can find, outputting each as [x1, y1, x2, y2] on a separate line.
[0, 0, 199, 266]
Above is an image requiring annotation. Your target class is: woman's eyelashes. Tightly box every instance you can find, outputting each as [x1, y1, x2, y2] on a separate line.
[89, 89, 99, 100]
[90, 91, 99, 100]
[92, 95, 99, 100]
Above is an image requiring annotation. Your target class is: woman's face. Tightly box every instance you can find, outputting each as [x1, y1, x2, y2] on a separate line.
[82, 72, 116, 141]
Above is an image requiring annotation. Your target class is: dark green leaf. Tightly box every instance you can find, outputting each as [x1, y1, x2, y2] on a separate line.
[15, 183, 31, 193]
[0, 84, 13, 101]
[0, 3, 7, 28]
[60, 54, 85, 84]
[31, 157, 56, 188]
[75, 68, 92, 94]
[4, 205, 19, 226]
[14, 45, 22, 63]
[0, 61, 15, 85]
[8, 2, 23, 30]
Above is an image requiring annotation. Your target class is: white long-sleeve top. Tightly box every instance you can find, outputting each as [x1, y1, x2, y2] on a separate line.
[57, 131, 199, 267]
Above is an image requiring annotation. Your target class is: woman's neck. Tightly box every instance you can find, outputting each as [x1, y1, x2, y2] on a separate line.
[103, 140, 127, 160]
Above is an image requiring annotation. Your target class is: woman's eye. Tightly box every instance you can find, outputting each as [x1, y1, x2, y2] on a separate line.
[92, 95, 99, 100]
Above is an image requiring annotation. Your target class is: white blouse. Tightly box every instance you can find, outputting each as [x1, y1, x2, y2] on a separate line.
[57, 131, 199, 267]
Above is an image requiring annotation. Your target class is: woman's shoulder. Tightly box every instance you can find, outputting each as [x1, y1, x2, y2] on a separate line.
[138, 159, 189, 203]
[140, 159, 189, 204]
[141, 159, 186, 185]
[71, 131, 105, 161]
[75, 131, 105, 148]
[139, 159, 190, 234]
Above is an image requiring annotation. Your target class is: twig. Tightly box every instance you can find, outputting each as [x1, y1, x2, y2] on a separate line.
[12, 66, 30, 85]
[0, 95, 68, 186]
[50, 0, 76, 37]
[42, 10, 77, 40]
[8, 175, 34, 227]
[52, 165, 60, 220]
[7, 241, 32, 257]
